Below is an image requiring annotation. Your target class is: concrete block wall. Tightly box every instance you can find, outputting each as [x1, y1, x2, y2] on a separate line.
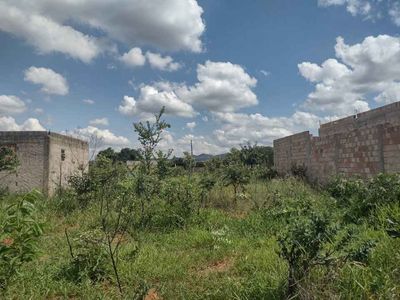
[47, 133, 89, 196]
[0, 131, 88, 196]
[274, 131, 311, 175]
[274, 101, 400, 183]
[0, 132, 48, 194]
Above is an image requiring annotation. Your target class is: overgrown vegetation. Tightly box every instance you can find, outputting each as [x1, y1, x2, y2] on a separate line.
[1, 108, 399, 299]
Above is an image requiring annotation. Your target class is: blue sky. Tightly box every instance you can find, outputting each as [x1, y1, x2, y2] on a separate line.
[0, 0, 399, 155]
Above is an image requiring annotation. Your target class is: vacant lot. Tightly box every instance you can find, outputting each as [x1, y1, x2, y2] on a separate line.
[1, 175, 399, 299]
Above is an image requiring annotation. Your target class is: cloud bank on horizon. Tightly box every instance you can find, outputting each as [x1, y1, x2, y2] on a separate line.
[0, 0, 399, 155]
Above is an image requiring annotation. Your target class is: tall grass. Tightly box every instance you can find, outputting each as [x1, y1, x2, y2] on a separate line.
[0, 176, 399, 299]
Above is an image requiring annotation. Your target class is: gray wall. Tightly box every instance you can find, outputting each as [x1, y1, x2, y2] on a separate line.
[0, 131, 89, 196]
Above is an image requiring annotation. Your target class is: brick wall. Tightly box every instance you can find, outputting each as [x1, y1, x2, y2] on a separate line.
[273, 102, 400, 183]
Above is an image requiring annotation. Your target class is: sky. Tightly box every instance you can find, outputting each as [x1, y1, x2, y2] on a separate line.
[0, 0, 399, 155]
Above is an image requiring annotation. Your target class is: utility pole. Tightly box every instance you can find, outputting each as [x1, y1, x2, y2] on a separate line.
[189, 139, 193, 179]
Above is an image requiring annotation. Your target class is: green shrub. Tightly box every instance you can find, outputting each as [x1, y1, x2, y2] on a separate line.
[277, 211, 335, 296]
[290, 163, 307, 179]
[376, 202, 400, 238]
[328, 174, 400, 222]
[327, 176, 367, 205]
[0, 191, 44, 289]
[59, 229, 109, 283]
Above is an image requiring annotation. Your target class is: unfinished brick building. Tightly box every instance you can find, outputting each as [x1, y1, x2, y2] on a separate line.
[0, 131, 89, 196]
[274, 101, 400, 183]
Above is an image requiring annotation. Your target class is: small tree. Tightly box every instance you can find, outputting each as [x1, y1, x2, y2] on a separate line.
[222, 163, 249, 205]
[133, 106, 171, 174]
[133, 107, 171, 225]
[239, 142, 274, 168]
[199, 175, 216, 210]
[155, 149, 173, 179]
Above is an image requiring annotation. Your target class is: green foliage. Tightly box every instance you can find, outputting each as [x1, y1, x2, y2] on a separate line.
[290, 163, 308, 179]
[155, 149, 172, 179]
[0, 191, 44, 289]
[239, 142, 274, 168]
[328, 176, 367, 205]
[1, 176, 400, 298]
[222, 163, 250, 204]
[252, 165, 278, 181]
[204, 156, 224, 173]
[67, 173, 94, 208]
[60, 229, 109, 283]
[97, 147, 117, 162]
[97, 147, 140, 163]
[376, 203, 400, 238]
[133, 106, 171, 174]
[278, 211, 334, 296]
[0, 146, 19, 172]
[328, 174, 400, 223]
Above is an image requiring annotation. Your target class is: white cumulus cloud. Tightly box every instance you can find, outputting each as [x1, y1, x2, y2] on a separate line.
[119, 83, 196, 118]
[0, 0, 205, 62]
[0, 116, 45, 131]
[211, 111, 331, 148]
[89, 118, 109, 126]
[0, 95, 27, 115]
[71, 126, 130, 148]
[0, 2, 101, 63]
[119, 47, 146, 67]
[298, 35, 400, 115]
[318, 0, 400, 26]
[186, 122, 196, 130]
[118, 60, 259, 118]
[180, 61, 258, 112]
[24, 67, 69, 95]
[145, 52, 181, 71]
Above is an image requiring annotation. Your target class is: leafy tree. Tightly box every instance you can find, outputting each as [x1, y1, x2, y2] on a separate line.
[117, 148, 140, 162]
[97, 147, 141, 163]
[239, 142, 274, 168]
[204, 156, 224, 173]
[222, 163, 250, 205]
[97, 147, 117, 162]
[171, 156, 185, 167]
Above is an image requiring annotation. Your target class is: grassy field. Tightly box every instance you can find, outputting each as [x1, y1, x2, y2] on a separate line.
[1, 177, 399, 299]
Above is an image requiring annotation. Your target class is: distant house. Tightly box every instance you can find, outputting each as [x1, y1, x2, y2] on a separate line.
[0, 131, 89, 196]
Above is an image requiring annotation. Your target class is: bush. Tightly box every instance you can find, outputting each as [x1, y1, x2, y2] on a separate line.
[60, 229, 109, 283]
[0, 191, 44, 289]
[327, 176, 367, 205]
[328, 174, 400, 222]
[154, 177, 201, 229]
[290, 163, 307, 179]
[277, 211, 334, 296]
